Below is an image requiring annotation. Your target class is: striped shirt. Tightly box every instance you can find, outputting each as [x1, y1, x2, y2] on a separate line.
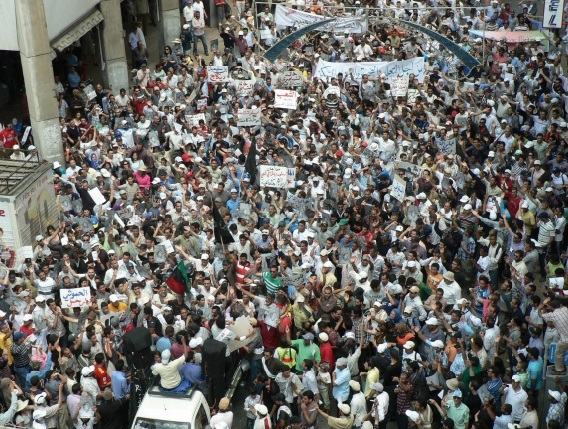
[537, 220, 555, 246]
[11, 342, 30, 367]
[262, 272, 281, 295]
[542, 307, 568, 342]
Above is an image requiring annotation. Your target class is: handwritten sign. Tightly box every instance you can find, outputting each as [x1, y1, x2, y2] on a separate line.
[185, 113, 206, 127]
[197, 99, 208, 109]
[207, 66, 228, 83]
[286, 168, 296, 188]
[115, 206, 133, 220]
[274, 89, 298, 110]
[60, 287, 91, 309]
[323, 86, 341, 99]
[237, 108, 262, 126]
[407, 89, 420, 105]
[389, 76, 409, 97]
[235, 79, 254, 96]
[390, 175, 406, 202]
[314, 57, 425, 81]
[436, 139, 456, 155]
[259, 166, 289, 187]
[395, 161, 426, 179]
[279, 71, 304, 88]
[286, 194, 313, 216]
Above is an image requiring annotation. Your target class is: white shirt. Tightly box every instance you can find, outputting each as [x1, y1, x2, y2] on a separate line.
[503, 386, 528, 421]
[437, 281, 462, 305]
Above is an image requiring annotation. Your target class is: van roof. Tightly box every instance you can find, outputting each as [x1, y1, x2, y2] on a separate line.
[134, 386, 207, 423]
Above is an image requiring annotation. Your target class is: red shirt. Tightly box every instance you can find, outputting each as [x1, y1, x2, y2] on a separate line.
[0, 128, 18, 148]
[320, 342, 335, 372]
[257, 320, 280, 349]
[94, 363, 111, 389]
[20, 325, 34, 337]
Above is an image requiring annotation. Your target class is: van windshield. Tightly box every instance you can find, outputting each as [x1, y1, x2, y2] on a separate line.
[134, 418, 190, 429]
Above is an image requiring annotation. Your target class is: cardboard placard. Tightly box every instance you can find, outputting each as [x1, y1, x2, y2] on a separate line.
[60, 287, 91, 309]
[237, 108, 262, 126]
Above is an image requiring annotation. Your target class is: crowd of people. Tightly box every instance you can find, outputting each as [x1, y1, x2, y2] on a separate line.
[1, 0, 568, 429]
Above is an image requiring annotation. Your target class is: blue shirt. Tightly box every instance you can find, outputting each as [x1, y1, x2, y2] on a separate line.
[180, 362, 204, 384]
[332, 367, 351, 402]
[25, 352, 53, 388]
[527, 357, 543, 390]
[226, 198, 240, 214]
[111, 371, 130, 399]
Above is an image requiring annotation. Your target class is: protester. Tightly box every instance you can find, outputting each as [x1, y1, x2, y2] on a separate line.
[2, 0, 568, 428]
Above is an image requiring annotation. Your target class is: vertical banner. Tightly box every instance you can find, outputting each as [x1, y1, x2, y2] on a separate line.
[543, 0, 564, 28]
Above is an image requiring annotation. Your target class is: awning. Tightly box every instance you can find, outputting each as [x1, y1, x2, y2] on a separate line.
[50, 9, 104, 59]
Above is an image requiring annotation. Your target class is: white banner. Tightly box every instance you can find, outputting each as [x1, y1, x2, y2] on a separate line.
[314, 57, 425, 82]
[275, 5, 367, 33]
[207, 66, 229, 83]
[237, 108, 262, 126]
[436, 139, 456, 155]
[274, 89, 298, 110]
[185, 113, 206, 127]
[389, 76, 409, 97]
[390, 175, 406, 202]
[259, 165, 289, 187]
[235, 79, 255, 96]
[543, 0, 564, 28]
[60, 287, 91, 309]
[278, 71, 304, 88]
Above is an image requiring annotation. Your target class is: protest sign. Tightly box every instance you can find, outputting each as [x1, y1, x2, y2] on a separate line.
[389, 76, 409, 97]
[395, 161, 426, 179]
[259, 166, 289, 188]
[280, 269, 305, 287]
[16, 246, 33, 265]
[88, 188, 106, 206]
[275, 5, 367, 33]
[60, 287, 91, 309]
[287, 168, 296, 188]
[436, 139, 457, 155]
[323, 86, 341, 99]
[227, 316, 255, 352]
[390, 175, 406, 201]
[115, 206, 133, 220]
[154, 244, 167, 263]
[279, 71, 304, 88]
[185, 113, 206, 127]
[197, 98, 208, 109]
[207, 66, 228, 83]
[544, 0, 562, 28]
[314, 57, 425, 81]
[260, 29, 273, 40]
[235, 79, 255, 96]
[274, 89, 298, 109]
[210, 39, 219, 52]
[407, 89, 420, 105]
[286, 194, 313, 216]
[237, 108, 262, 126]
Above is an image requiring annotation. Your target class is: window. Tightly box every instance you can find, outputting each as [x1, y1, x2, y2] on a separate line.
[194, 405, 209, 429]
[134, 418, 190, 429]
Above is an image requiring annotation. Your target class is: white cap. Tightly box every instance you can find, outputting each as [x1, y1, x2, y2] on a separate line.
[463, 204, 472, 210]
[403, 341, 415, 349]
[377, 343, 388, 353]
[426, 317, 439, 325]
[521, 201, 529, 208]
[238, 31, 244, 35]
[23, 314, 33, 321]
[35, 235, 44, 241]
[549, 390, 562, 401]
[109, 294, 118, 303]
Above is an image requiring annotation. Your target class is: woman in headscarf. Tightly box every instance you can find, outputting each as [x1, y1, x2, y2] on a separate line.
[389, 308, 402, 324]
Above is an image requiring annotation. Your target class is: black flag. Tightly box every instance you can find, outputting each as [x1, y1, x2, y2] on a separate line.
[212, 204, 234, 244]
[245, 136, 257, 185]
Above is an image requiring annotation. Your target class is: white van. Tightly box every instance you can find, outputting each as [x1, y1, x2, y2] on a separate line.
[131, 386, 211, 429]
